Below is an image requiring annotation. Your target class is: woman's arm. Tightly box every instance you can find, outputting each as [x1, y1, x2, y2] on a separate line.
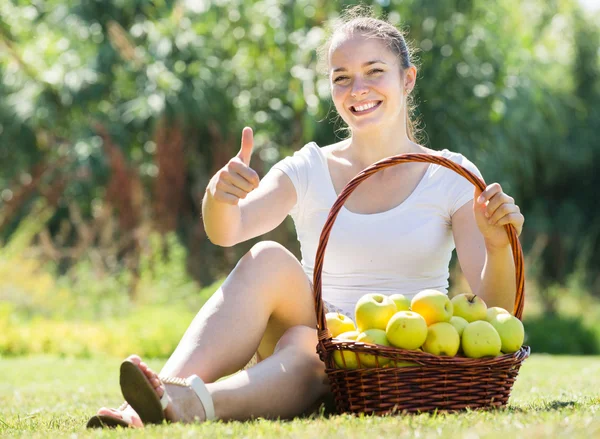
[451, 183, 524, 312]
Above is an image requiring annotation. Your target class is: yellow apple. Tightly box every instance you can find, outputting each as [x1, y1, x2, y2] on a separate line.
[389, 293, 411, 312]
[422, 322, 460, 356]
[333, 330, 360, 369]
[410, 289, 453, 326]
[449, 316, 469, 337]
[451, 293, 488, 322]
[354, 294, 397, 332]
[486, 307, 511, 322]
[356, 329, 391, 367]
[326, 312, 356, 337]
[385, 311, 427, 350]
[461, 321, 502, 358]
[488, 314, 524, 353]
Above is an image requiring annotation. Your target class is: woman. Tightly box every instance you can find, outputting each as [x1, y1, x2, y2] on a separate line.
[88, 8, 524, 428]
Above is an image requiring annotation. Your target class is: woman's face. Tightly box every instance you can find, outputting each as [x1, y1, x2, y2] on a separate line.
[328, 33, 413, 133]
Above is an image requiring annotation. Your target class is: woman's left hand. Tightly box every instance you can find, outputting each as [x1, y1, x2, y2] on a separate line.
[473, 183, 524, 249]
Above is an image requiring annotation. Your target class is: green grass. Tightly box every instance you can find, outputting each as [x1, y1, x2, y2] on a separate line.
[1, 355, 599, 438]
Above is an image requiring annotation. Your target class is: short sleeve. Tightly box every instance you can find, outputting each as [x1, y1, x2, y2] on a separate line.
[270, 142, 316, 218]
[447, 153, 484, 217]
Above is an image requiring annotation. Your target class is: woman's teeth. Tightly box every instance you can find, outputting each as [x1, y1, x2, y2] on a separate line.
[352, 101, 380, 113]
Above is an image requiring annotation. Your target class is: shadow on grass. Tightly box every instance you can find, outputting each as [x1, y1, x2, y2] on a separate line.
[299, 398, 589, 420]
[507, 400, 580, 413]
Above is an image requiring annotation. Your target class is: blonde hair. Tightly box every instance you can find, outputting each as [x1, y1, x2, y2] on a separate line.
[318, 5, 424, 144]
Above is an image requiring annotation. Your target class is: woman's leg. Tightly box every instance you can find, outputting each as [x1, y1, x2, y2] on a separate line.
[96, 241, 319, 424]
[127, 325, 329, 423]
[159, 240, 317, 381]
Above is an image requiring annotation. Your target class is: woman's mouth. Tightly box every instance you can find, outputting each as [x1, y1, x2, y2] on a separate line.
[350, 100, 382, 115]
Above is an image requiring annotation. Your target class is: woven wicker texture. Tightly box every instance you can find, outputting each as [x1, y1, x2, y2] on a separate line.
[313, 153, 530, 414]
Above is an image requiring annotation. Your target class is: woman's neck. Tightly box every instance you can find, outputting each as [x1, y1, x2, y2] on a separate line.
[345, 126, 425, 169]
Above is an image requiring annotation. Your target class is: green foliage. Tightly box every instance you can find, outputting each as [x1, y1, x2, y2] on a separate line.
[0, 1, 599, 322]
[524, 314, 600, 355]
[0, 302, 197, 358]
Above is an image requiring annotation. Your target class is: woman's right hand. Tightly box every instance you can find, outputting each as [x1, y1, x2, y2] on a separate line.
[207, 127, 260, 205]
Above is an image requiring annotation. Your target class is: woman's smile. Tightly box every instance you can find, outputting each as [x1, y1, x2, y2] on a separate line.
[350, 100, 383, 115]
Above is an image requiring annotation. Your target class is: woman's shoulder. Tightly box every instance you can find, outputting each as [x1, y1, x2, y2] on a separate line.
[426, 147, 482, 178]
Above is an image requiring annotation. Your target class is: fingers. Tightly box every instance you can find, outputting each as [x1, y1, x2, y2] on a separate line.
[236, 127, 254, 166]
[476, 183, 524, 235]
[476, 182, 503, 205]
[216, 179, 250, 200]
[228, 159, 260, 188]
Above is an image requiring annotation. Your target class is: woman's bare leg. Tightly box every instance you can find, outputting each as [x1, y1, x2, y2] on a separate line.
[122, 325, 329, 423]
[96, 241, 318, 425]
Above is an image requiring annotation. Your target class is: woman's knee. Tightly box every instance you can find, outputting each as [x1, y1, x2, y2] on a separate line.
[274, 326, 322, 365]
[236, 241, 299, 277]
[233, 240, 310, 299]
[274, 326, 328, 390]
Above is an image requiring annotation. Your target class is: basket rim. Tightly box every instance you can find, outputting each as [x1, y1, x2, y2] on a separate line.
[312, 152, 525, 342]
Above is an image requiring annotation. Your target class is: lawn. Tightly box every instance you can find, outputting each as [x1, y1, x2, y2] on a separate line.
[1, 354, 599, 438]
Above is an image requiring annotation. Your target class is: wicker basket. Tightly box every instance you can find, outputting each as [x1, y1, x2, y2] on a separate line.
[313, 153, 530, 414]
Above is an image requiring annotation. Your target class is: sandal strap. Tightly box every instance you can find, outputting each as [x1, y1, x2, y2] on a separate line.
[186, 375, 215, 421]
[159, 375, 216, 421]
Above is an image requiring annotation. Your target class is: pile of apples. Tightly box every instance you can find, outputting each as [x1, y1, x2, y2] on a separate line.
[327, 290, 525, 369]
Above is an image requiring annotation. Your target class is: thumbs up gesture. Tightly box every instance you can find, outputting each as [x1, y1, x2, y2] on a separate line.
[207, 127, 261, 205]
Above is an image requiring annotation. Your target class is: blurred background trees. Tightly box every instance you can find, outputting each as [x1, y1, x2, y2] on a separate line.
[0, 0, 599, 354]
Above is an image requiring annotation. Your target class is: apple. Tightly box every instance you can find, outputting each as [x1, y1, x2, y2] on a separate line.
[385, 311, 427, 350]
[354, 294, 398, 332]
[333, 331, 360, 369]
[410, 289, 453, 326]
[488, 313, 525, 353]
[386, 360, 419, 368]
[451, 293, 488, 322]
[326, 312, 356, 337]
[422, 322, 460, 356]
[461, 321, 502, 358]
[486, 307, 511, 322]
[449, 316, 469, 337]
[356, 329, 391, 367]
[389, 293, 411, 312]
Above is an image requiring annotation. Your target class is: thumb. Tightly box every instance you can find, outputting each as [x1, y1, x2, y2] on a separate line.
[236, 127, 254, 166]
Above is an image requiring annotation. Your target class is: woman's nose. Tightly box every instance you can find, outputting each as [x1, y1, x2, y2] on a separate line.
[350, 79, 369, 97]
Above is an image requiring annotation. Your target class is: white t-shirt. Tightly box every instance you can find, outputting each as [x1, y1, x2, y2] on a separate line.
[271, 141, 483, 317]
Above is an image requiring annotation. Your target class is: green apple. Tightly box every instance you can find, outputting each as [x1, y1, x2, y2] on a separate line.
[486, 307, 511, 322]
[356, 329, 391, 367]
[488, 313, 524, 353]
[422, 322, 460, 356]
[385, 311, 427, 350]
[326, 312, 356, 338]
[354, 294, 398, 332]
[333, 331, 360, 369]
[410, 289, 453, 326]
[386, 360, 419, 368]
[461, 321, 502, 358]
[451, 293, 488, 322]
[449, 316, 469, 337]
[389, 293, 411, 311]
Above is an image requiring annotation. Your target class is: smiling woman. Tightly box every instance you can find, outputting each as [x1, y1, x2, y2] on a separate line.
[89, 4, 525, 429]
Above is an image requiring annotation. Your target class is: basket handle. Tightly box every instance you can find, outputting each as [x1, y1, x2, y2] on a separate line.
[313, 153, 525, 342]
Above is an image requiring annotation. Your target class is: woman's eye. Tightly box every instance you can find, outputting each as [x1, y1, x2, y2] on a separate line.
[367, 68, 384, 75]
[333, 76, 349, 83]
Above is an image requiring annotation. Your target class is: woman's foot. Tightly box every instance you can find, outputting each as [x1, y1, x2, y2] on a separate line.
[122, 354, 208, 424]
[94, 403, 144, 428]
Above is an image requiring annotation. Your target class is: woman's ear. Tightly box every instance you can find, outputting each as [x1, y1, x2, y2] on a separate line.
[404, 65, 417, 93]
